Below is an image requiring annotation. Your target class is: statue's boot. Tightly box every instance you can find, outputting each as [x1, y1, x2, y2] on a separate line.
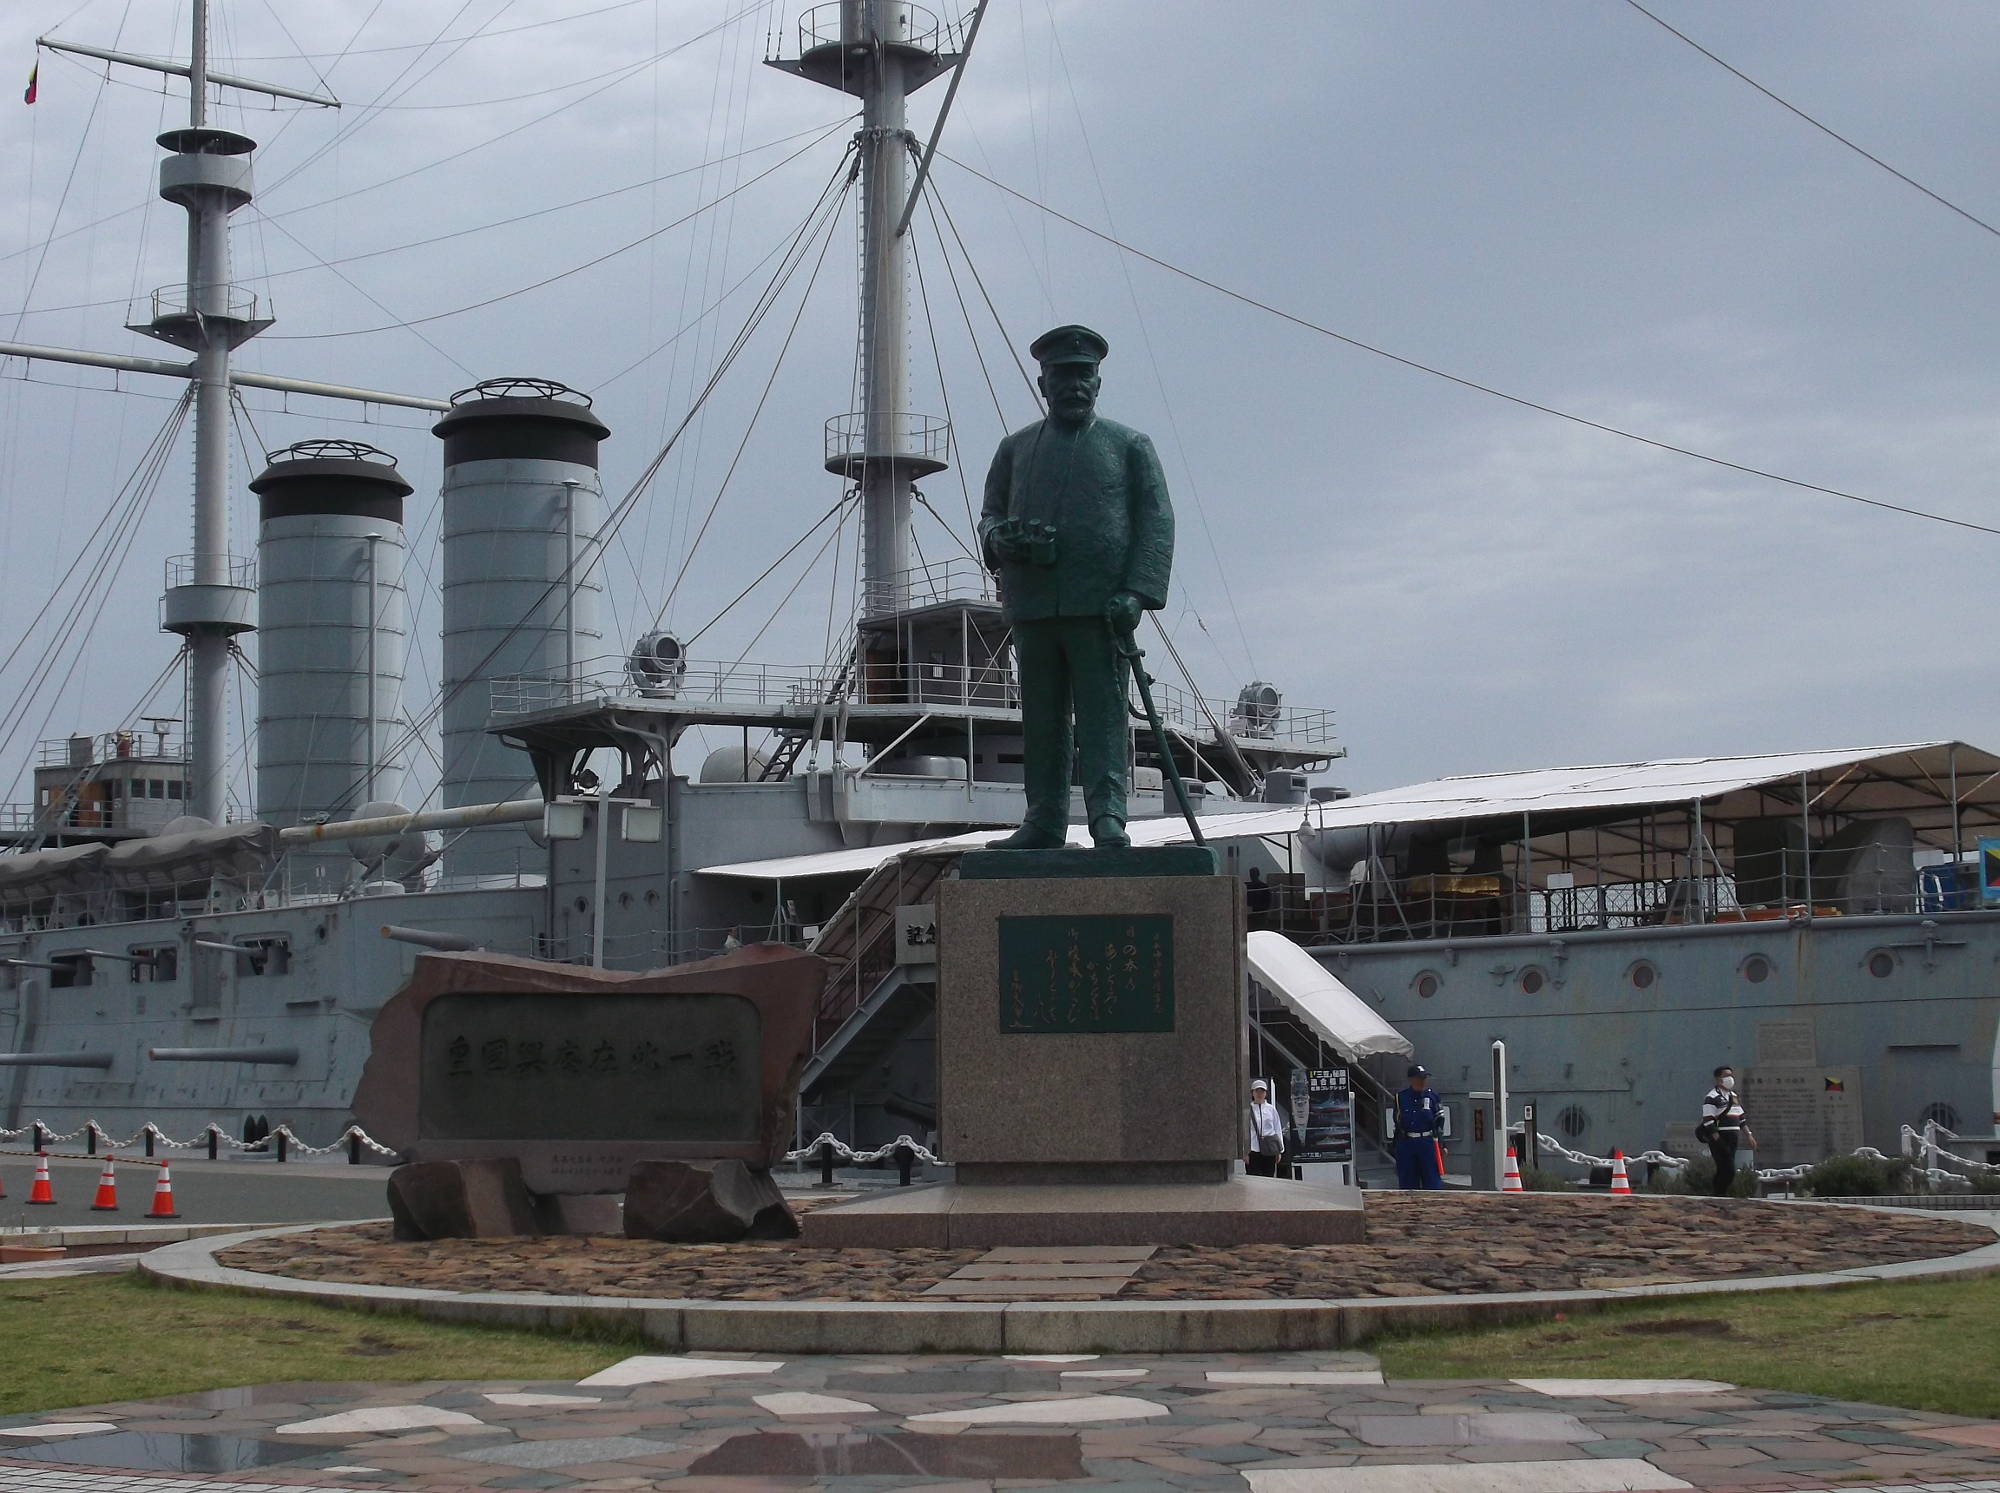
[1090, 817, 1130, 849]
[988, 822, 1066, 850]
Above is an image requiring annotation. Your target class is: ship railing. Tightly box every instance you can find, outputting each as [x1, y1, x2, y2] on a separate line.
[489, 656, 848, 716]
[164, 553, 256, 590]
[824, 410, 950, 468]
[791, 3, 953, 56]
[860, 557, 995, 614]
[135, 283, 266, 328]
[1151, 679, 1339, 749]
[36, 728, 189, 769]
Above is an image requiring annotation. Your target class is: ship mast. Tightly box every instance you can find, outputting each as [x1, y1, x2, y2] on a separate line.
[771, 1, 962, 620]
[28, 2, 342, 825]
[150, 0, 266, 825]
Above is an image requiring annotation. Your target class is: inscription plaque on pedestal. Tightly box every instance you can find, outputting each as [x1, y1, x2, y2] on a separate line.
[997, 913, 1173, 1034]
[420, 992, 758, 1143]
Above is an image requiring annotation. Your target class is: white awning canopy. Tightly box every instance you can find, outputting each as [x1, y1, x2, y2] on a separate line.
[1245, 930, 1412, 1061]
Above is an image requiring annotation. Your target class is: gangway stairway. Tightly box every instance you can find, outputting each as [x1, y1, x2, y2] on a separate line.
[801, 847, 960, 1111]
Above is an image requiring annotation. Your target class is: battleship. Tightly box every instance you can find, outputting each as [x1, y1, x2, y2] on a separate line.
[0, 3, 1995, 1179]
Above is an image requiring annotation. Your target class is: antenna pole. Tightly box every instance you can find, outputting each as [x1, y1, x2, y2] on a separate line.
[189, 0, 208, 126]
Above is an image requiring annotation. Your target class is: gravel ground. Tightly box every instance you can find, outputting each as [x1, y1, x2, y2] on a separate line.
[214, 1192, 1989, 1301]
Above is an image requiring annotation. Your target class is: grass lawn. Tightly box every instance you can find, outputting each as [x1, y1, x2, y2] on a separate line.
[0, 1275, 628, 1415]
[1375, 1273, 2000, 1418]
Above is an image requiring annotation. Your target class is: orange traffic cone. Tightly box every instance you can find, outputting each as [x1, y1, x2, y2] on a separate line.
[89, 1157, 118, 1212]
[1501, 1146, 1524, 1192]
[1610, 1149, 1633, 1197]
[27, 1151, 56, 1205]
[146, 1163, 180, 1219]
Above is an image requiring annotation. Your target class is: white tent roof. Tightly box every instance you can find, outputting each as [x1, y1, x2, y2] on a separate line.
[1245, 930, 1412, 1061]
[695, 741, 2000, 881]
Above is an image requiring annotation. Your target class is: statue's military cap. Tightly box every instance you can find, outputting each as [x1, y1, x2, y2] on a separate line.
[1029, 323, 1109, 366]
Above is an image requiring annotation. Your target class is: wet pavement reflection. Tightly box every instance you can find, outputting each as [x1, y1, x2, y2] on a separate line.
[0, 1431, 318, 1473]
[687, 1430, 1086, 1479]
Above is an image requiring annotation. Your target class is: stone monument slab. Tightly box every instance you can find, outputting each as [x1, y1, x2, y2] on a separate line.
[354, 944, 822, 1196]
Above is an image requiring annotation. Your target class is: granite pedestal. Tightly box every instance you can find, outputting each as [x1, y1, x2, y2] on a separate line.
[805, 847, 1364, 1247]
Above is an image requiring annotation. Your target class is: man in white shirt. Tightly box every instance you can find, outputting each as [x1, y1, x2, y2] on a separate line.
[1246, 1078, 1288, 1177]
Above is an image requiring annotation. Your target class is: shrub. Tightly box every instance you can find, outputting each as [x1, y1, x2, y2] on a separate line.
[1966, 1171, 2000, 1195]
[1520, 1166, 1573, 1192]
[1803, 1154, 1912, 1197]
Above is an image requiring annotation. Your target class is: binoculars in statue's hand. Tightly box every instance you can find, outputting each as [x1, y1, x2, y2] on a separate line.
[994, 518, 1058, 568]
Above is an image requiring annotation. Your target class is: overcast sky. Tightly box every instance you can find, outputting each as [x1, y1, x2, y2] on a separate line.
[2, 0, 1997, 815]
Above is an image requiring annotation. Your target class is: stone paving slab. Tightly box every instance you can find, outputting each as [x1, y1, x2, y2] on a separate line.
[3, 1350, 2000, 1492]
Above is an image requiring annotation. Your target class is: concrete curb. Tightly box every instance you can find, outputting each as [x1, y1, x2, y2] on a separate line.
[0, 1221, 298, 1255]
[136, 1207, 2000, 1355]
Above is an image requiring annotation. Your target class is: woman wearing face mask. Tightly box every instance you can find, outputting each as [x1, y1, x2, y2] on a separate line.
[1699, 1066, 1755, 1196]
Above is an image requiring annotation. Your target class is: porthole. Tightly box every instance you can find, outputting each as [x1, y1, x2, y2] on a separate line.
[574, 897, 589, 914]
[1519, 967, 1545, 995]
[1414, 972, 1440, 999]
[618, 891, 633, 909]
[1921, 1101, 1961, 1133]
[1628, 961, 1657, 990]
[1741, 955, 1772, 984]
[1867, 951, 1896, 979]
[644, 888, 660, 906]
[1557, 1103, 1590, 1138]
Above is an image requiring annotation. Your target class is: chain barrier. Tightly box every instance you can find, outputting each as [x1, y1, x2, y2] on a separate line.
[1532, 1130, 1981, 1189]
[4, 1117, 398, 1158]
[782, 1131, 943, 1166]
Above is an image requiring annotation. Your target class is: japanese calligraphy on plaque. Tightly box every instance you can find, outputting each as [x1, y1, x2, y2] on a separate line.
[996, 913, 1174, 1034]
[418, 991, 760, 1143]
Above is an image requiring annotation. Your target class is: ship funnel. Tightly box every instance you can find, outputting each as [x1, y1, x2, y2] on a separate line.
[251, 439, 411, 891]
[433, 378, 609, 877]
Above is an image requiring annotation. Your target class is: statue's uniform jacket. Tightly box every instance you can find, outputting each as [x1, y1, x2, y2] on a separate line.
[978, 415, 1173, 623]
[979, 415, 1175, 837]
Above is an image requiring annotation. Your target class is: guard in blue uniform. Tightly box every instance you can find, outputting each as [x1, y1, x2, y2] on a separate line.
[1395, 1063, 1446, 1190]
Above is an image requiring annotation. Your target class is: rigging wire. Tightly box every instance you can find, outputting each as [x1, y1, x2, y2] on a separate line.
[1622, 0, 2000, 244]
[264, 121, 848, 340]
[919, 191, 1012, 430]
[940, 153, 2000, 542]
[652, 156, 856, 628]
[249, 212, 475, 375]
[1036, 11, 1257, 681]
[680, 497, 850, 648]
[0, 391, 191, 810]
[7, 12, 121, 343]
[926, 177, 1042, 406]
[907, 213, 981, 547]
[259, 0, 769, 221]
[259, 0, 512, 195]
[353, 143, 863, 819]
[227, 0, 674, 62]
[10, 118, 853, 320]
[718, 518, 847, 676]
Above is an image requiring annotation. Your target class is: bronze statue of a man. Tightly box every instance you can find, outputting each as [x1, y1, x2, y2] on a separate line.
[980, 325, 1174, 850]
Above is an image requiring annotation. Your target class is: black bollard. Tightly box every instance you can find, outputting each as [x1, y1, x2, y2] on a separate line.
[31, 1123, 44, 1152]
[85, 1122, 97, 1156]
[275, 1129, 289, 1163]
[144, 1127, 155, 1158]
[818, 1139, 836, 1187]
[207, 1126, 219, 1161]
[347, 1130, 362, 1165]
[895, 1143, 914, 1186]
